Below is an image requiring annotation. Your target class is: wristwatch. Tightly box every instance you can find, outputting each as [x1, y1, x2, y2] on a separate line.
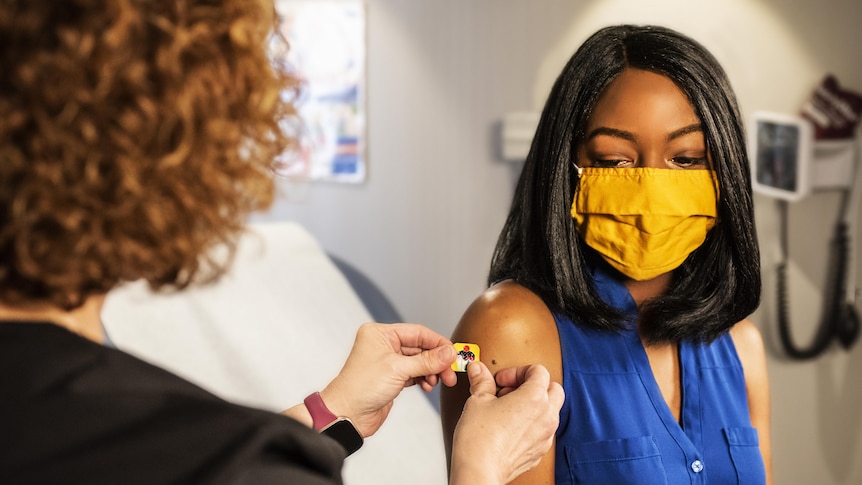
[303, 392, 363, 456]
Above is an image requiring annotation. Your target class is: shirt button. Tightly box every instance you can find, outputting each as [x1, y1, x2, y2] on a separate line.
[691, 459, 704, 473]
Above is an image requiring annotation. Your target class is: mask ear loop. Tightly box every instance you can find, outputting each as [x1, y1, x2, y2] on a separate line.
[571, 162, 584, 209]
[571, 162, 584, 200]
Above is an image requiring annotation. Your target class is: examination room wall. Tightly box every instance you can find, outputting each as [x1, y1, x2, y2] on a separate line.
[256, 1, 862, 483]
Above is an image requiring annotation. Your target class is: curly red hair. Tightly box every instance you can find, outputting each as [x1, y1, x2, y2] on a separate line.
[0, 0, 295, 309]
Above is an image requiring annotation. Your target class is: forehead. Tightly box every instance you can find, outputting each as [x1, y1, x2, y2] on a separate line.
[588, 68, 700, 131]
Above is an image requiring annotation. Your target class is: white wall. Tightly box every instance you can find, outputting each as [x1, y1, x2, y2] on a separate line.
[256, 1, 862, 483]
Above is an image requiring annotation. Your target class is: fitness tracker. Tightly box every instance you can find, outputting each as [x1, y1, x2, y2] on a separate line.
[303, 392, 363, 456]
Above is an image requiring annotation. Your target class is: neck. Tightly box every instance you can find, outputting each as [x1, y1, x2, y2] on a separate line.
[0, 295, 107, 343]
[624, 272, 672, 307]
[626, 273, 673, 346]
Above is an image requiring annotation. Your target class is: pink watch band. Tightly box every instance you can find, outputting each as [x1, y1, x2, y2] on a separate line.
[303, 392, 337, 431]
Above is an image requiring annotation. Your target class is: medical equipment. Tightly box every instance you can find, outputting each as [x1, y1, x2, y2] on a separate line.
[749, 107, 861, 360]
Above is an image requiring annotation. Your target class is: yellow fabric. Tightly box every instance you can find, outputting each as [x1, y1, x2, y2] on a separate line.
[571, 167, 719, 281]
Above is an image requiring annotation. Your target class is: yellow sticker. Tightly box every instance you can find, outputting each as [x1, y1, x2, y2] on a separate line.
[452, 343, 480, 372]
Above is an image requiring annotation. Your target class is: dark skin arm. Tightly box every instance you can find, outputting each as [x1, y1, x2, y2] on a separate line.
[441, 280, 563, 485]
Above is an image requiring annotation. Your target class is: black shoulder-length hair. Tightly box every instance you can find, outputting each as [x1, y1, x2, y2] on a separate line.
[489, 24, 760, 343]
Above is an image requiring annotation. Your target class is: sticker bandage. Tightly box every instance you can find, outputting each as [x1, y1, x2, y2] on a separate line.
[452, 343, 480, 372]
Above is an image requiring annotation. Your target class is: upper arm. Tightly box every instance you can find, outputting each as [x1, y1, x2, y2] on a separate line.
[440, 280, 562, 485]
[730, 319, 773, 485]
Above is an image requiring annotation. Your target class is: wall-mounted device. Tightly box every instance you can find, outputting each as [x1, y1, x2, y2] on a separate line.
[749, 111, 814, 201]
[501, 111, 540, 161]
[749, 105, 861, 360]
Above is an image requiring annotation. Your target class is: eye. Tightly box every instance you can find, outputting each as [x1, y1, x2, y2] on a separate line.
[669, 156, 707, 168]
[591, 158, 634, 168]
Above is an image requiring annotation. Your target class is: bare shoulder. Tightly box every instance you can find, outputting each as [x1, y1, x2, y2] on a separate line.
[452, 280, 560, 376]
[463, 279, 552, 316]
[729, 318, 766, 366]
[728, 318, 770, 393]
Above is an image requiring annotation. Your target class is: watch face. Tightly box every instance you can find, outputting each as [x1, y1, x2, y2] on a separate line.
[321, 419, 364, 456]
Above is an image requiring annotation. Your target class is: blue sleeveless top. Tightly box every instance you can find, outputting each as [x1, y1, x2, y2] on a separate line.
[553, 265, 765, 484]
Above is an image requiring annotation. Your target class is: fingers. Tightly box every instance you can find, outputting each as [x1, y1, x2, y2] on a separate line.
[493, 365, 520, 391]
[495, 365, 558, 398]
[495, 364, 548, 389]
[383, 324, 459, 386]
[376, 323, 453, 354]
[548, 381, 565, 410]
[438, 367, 458, 387]
[466, 361, 496, 398]
[451, 363, 564, 484]
[393, 342, 456, 385]
[325, 323, 456, 437]
[346, 323, 459, 401]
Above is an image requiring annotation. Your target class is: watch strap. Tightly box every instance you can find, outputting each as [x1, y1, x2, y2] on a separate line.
[303, 391, 363, 456]
[303, 392, 338, 431]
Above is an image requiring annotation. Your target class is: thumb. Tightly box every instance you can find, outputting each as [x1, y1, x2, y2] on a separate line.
[403, 345, 456, 379]
[467, 361, 496, 398]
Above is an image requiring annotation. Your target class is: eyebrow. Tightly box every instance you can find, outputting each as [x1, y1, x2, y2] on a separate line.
[585, 123, 703, 143]
[666, 123, 703, 141]
[586, 127, 636, 142]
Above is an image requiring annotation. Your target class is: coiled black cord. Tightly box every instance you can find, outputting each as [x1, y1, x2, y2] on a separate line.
[776, 198, 860, 360]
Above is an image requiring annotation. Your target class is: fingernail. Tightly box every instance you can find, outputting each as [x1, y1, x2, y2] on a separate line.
[437, 345, 455, 363]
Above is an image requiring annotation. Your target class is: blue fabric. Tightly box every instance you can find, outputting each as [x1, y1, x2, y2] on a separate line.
[553, 266, 766, 484]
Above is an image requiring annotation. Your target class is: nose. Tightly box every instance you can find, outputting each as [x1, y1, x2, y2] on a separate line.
[640, 150, 667, 169]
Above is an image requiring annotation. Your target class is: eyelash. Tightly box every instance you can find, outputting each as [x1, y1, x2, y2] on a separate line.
[591, 158, 632, 168]
[671, 157, 708, 167]
[590, 157, 707, 168]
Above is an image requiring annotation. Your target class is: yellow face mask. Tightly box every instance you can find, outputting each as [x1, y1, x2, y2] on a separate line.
[570, 166, 719, 281]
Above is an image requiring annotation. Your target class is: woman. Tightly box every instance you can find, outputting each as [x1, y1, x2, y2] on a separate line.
[441, 25, 772, 484]
[0, 1, 563, 483]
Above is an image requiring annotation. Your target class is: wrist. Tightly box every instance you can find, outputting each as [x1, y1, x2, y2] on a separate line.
[280, 403, 314, 428]
[318, 381, 354, 422]
[450, 452, 505, 485]
[303, 392, 339, 431]
[303, 391, 364, 456]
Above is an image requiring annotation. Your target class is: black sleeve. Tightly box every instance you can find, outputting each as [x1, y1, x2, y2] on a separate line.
[1, 324, 346, 485]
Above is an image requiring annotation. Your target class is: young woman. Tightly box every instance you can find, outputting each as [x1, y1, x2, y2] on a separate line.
[441, 25, 772, 484]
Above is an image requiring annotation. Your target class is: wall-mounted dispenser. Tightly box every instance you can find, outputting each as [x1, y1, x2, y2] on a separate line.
[501, 111, 541, 161]
[750, 75, 862, 360]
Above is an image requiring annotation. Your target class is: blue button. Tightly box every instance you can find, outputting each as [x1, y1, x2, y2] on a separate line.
[691, 459, 704, 473]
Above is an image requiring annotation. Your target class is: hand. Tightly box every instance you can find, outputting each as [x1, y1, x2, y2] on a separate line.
[449, 362, 564, 485]
[318, 323, 458, 437]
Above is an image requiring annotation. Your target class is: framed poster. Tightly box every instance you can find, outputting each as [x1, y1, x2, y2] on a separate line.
[273, 0, 366, 183]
